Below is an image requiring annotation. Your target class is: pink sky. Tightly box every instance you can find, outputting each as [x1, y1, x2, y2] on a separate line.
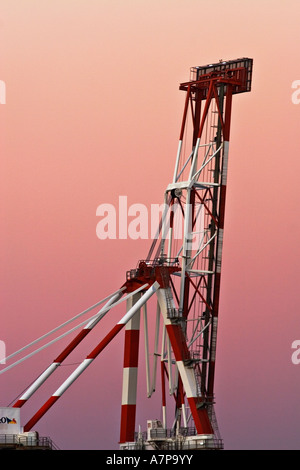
[1, 0, 300, 450]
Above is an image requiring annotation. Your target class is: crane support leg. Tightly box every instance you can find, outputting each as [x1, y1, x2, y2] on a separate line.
[156, 288, 213, 435]
[120, 292, 141, 444]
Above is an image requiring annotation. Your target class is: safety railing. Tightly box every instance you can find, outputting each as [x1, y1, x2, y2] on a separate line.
[0, 434, 59, 450]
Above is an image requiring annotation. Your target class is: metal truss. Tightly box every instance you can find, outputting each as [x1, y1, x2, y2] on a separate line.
[2, 58, 253, 451]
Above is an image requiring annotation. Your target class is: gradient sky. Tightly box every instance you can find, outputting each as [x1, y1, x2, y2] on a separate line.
[1, 0, 300, 450]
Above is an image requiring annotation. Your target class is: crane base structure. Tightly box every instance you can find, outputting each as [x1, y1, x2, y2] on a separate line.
[1, 58, 253, 451]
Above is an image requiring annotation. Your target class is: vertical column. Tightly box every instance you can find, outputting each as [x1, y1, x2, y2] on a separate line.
[160, 361, 167, 428]
[173, 84, 191, 183]
[156, 288, 213, 435]
[120, 292, 141, 444]
[207, 85, 233, 399]
[179, 82, 214, 316]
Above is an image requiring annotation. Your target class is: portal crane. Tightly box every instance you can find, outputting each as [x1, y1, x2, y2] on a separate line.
[0, 58, 253, 450]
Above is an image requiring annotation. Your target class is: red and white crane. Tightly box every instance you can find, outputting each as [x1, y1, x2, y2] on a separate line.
[0, 58, 253, 450]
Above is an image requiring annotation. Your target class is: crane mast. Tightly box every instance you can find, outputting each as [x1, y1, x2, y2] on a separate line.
[119, 58, 253, 450]
[0, 58, 253, 451]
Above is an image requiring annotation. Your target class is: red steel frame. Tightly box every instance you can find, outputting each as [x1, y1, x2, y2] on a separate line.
[118, 58, 253, 447]
[8, 58, 252, 449]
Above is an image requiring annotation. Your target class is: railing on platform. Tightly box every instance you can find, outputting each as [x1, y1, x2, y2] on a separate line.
[0, 434, 59, 450]
[132, 427, 223, 450]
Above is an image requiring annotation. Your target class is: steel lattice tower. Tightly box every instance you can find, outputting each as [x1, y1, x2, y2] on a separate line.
[7, 58, 253, 451]
[119, 58, 253, 449]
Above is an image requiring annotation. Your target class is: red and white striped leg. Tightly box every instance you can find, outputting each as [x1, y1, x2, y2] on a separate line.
[156, 287, 214, 436]
[120, 292, 141, 444]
